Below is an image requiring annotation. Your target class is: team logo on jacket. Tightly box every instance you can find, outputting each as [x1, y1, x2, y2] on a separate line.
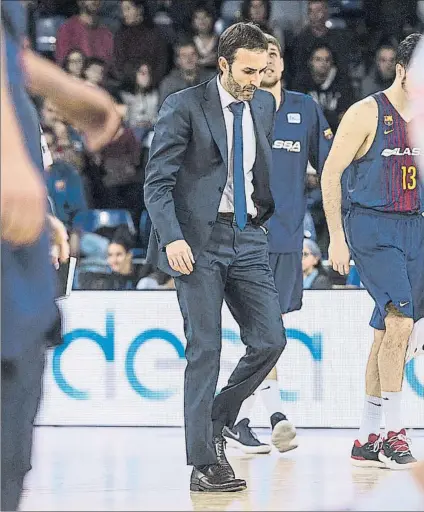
[287, 113, 301, 124]
[323, 128, 333, 140]
[272, 140, 301, 152]
[384, 115, 393, 126]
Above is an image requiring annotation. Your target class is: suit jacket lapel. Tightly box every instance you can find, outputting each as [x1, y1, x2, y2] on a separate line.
[201, 76, 228, 170]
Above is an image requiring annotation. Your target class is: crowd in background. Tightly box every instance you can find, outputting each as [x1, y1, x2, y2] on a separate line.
[26, 0, 424, 290]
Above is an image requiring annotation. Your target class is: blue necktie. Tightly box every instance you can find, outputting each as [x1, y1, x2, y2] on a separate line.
[228, 101, 247, 230]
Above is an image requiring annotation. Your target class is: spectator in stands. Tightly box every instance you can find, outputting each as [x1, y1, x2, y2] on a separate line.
[114, 0, 169, 87]
[98, 126, 142, 222]
[56, 121, 86, 172]
[148, 0, 200, 43]
[74, 232, 111, 290]
[302, 238, 332, 289]
[40, 98, 60, 129]
[159, 38, 215, 105]
[290, 0, 359, 78]
[361, 45, 396, 98]
[292, 43, 355, 132]
[107, 229, 145, 289]
[120, 62, 159, 143]
[40, 100, 86, 171]
[55, 0, 114, 66]
[241, 0, 284, 48]
[191, 4, 218, 70]
[62, 49, 86, 79]
[136, 265, 175, 290]
[43, 128, 88, 229]
[83, 57, 106, 87]
[241, 0, 270, 30]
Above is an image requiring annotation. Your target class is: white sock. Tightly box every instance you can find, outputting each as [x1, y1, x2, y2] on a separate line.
[259, 379, 282, 419]
[236, 393, 257, 423]
[382, 391, 403, 434]
[358, 395, 382, 443]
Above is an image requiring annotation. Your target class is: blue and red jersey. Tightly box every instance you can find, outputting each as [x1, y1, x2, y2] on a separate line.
[347, 91, 422, 213]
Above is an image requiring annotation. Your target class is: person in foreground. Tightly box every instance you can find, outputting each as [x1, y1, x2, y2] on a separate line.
[321, 33, 423, 470]
[144, 22, 286, 492]
[1, 2, 120, 509]
[223, 34, 333, 455]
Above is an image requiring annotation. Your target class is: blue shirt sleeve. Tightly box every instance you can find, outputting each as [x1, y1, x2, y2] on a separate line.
[307, 97, 333, 175]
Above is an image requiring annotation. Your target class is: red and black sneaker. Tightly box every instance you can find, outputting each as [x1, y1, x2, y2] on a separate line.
[378, 429, 417, 470]
[351, 433, 385, 467]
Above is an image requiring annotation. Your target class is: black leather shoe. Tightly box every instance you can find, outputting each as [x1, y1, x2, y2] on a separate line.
[213, 435, 235, 478]
[190, 465, 246, 492]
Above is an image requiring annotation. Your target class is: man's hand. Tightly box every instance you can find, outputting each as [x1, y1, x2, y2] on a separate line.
[328, 234, 350, 275]
[166, 239, 195, 275]
[47, 215, 70, 268]
[1, 157, 46, 247]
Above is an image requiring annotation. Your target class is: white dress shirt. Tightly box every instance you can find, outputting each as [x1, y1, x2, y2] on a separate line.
[217, 77, 257, 217]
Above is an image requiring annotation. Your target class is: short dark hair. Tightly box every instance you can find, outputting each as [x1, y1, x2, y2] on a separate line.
[264, 33, 282, 57]
[192, 2, 216, 21]
[396, 33, 422, 68]
[83, 57, 106, 70]
[126, 0, 154, 28]
[218, 22, 268, 69]
[174, 36, 197, 54]
[110, 227, 134, 253]
[62, 48, 86, 72]
[308, 42, 334, 61]
[376, 44, 396, 55]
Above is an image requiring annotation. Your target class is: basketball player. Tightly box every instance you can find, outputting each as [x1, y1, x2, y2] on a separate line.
[409, 35, 424, 175]
[321, 33, 423, 469]
[223, 34, 333, 454]
[1, 2, 120, 509]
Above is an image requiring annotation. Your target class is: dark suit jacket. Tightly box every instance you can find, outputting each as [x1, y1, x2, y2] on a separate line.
[144, 75, 276, 276]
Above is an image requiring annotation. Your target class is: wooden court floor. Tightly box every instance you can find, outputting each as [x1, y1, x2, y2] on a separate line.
[21, 427, 424, 511]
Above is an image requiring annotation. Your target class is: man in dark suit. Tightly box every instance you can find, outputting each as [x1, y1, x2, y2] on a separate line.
[144, 22, 287, 492]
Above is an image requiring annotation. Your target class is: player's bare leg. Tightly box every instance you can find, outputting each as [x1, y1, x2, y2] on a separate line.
[377, 304, 417, 469]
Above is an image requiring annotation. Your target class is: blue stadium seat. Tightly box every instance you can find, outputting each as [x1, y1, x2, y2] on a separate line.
[35, 15, 66, 54]
[131, 248, 145, 260]
[139, 209, 152, 249]
[73, 209, 136, 236]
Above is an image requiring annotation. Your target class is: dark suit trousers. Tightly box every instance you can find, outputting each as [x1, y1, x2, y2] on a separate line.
[1, 341, 46, 511]
[175, 217, 287, 467]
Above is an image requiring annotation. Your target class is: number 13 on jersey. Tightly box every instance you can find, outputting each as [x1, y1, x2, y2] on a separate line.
[401, 165, 417, 190]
